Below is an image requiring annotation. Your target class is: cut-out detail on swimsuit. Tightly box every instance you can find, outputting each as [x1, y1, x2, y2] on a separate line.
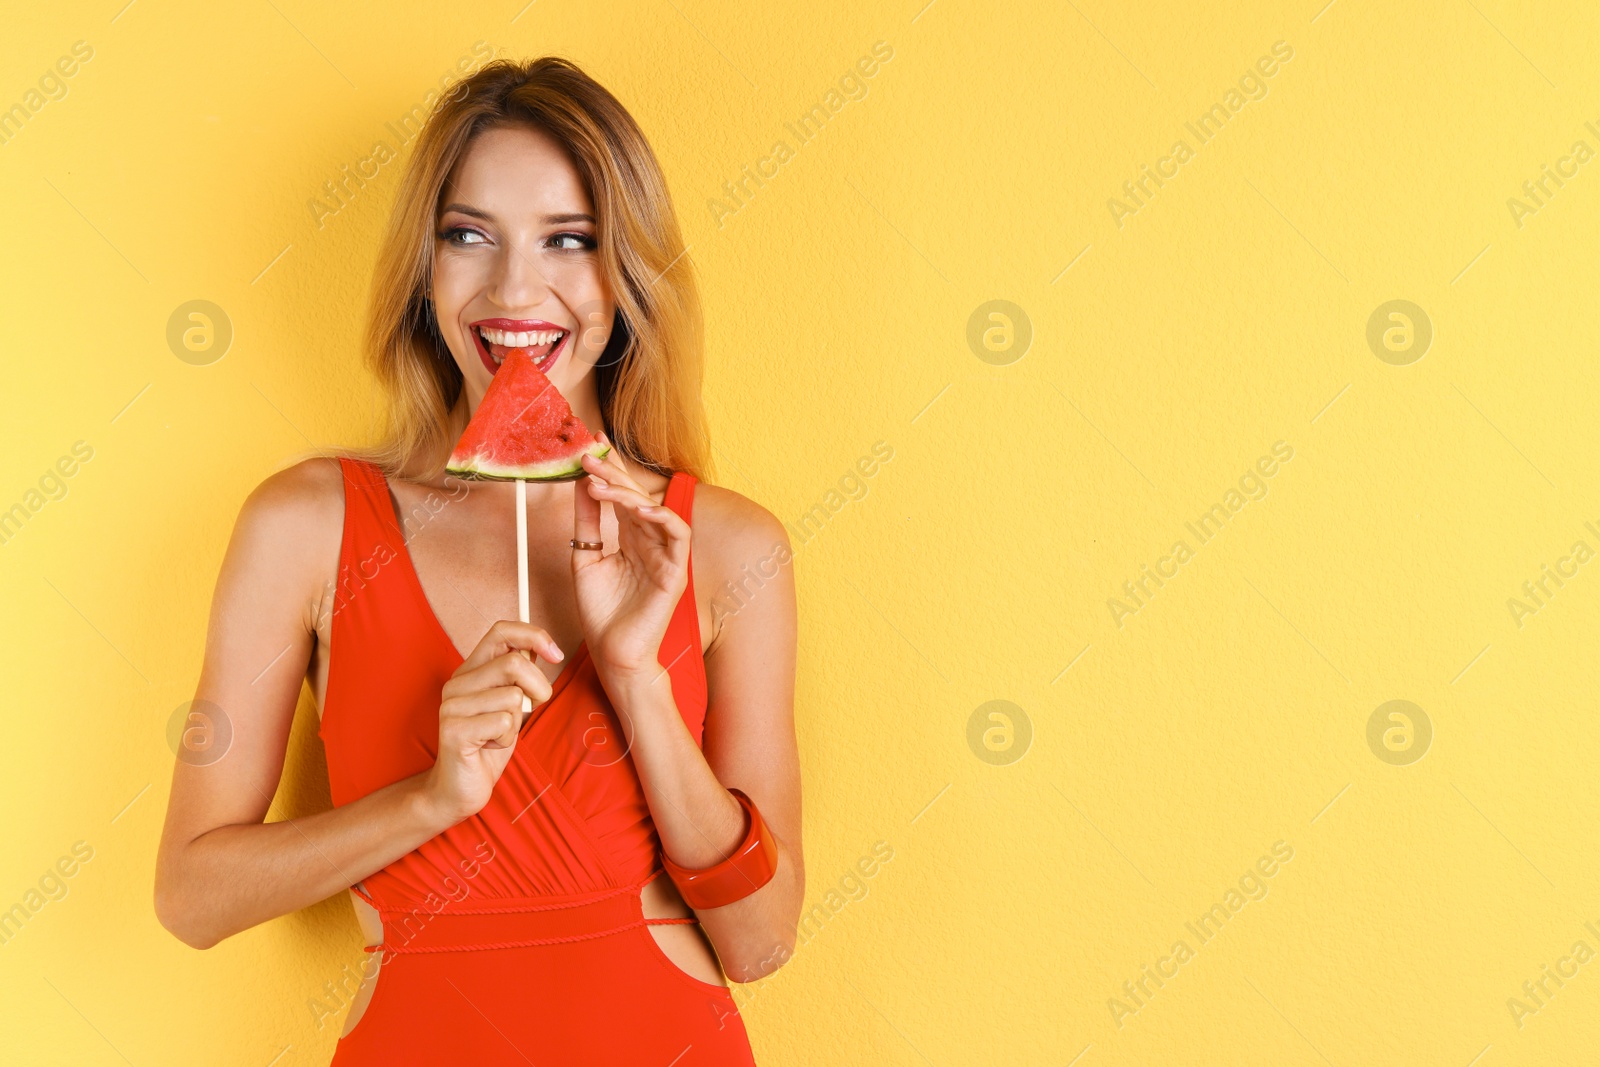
[320, 458, 749, 1066]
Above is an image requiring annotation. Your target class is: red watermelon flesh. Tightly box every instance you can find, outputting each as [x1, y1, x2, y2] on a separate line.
[446, 347, 609, 480]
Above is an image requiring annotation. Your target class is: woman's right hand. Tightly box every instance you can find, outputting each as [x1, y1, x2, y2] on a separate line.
[422, 620, 565, 825]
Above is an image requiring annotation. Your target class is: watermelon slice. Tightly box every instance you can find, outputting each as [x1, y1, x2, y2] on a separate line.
[446, 347, 610, 480]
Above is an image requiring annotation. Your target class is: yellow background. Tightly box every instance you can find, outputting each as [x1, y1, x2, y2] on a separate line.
[3, 0, 1598, 1063]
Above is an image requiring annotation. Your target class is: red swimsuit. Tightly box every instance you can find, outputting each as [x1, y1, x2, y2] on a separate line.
[322, 457, 756, 1065]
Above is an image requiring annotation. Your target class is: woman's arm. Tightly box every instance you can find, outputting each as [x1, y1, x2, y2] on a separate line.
[154, 460, 524, 953]
[154, 459, 444, 948]
[154, 460, 560, 949]
[604, 487, 804, 983]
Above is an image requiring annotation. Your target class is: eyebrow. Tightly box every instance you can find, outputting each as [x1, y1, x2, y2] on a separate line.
[439, 203, 595, 225]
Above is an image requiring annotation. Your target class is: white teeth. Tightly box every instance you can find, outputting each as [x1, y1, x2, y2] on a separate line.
[479, 326, 565, 348]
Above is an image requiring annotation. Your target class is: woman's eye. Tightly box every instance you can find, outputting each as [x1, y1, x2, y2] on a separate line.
[550, 232, 596, 251]
[438, 227, 487, 246]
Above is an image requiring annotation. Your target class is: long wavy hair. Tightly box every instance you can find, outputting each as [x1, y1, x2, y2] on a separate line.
[355, 56, 710, 482]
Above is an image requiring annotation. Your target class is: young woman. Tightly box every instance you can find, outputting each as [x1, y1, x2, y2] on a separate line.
[155, 57, 802, 1064]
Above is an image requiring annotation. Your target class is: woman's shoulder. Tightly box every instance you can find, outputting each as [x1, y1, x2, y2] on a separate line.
[685, 479, 795, 655]
[205, 458, 348, 634]
[243, 455, 346, 516]
[687, 479, 792, 576]
[606, 453, 793, 579]
[689, 480, 785, 536]
[230, 456, 347, 564]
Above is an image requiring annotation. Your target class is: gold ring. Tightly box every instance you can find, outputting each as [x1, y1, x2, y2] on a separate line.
[570, 539, 604, 551]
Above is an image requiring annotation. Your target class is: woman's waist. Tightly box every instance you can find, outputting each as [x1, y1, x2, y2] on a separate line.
[356, 876, 694, 956]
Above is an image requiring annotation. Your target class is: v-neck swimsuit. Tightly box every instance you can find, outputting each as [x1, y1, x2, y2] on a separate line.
[322, 457, 756, 1065]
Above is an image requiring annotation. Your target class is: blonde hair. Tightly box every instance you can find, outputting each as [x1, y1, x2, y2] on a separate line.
[355, 56, 711, 482]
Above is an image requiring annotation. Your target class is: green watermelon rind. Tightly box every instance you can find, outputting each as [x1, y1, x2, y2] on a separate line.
[445, 439, 611, 482]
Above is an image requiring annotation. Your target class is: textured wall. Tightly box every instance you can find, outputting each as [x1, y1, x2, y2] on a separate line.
[2, 1, 1598, 1063]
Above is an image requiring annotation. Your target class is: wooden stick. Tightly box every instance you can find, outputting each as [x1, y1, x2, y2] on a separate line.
[516, 478, 530, 624]
[515, 478, 532, 720]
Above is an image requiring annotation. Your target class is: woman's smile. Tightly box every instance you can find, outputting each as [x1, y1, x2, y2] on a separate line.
[471, 317, 571, 375]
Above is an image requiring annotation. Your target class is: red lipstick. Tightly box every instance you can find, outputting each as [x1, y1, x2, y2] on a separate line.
[469, 318, 571, 376]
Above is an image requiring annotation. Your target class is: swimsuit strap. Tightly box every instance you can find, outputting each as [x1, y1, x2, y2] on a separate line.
[331, 455, 414, 608]
[336, 456, 405, 542]
[663, 469, 697, 520]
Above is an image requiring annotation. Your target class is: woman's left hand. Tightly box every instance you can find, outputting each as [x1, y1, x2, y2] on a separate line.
[571, 433, 691, 687]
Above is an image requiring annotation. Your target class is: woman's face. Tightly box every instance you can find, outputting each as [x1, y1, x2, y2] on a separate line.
[430, 123, 614, 418]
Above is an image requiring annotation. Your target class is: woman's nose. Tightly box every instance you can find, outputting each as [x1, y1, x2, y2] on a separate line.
[488, 243, 553, 309]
